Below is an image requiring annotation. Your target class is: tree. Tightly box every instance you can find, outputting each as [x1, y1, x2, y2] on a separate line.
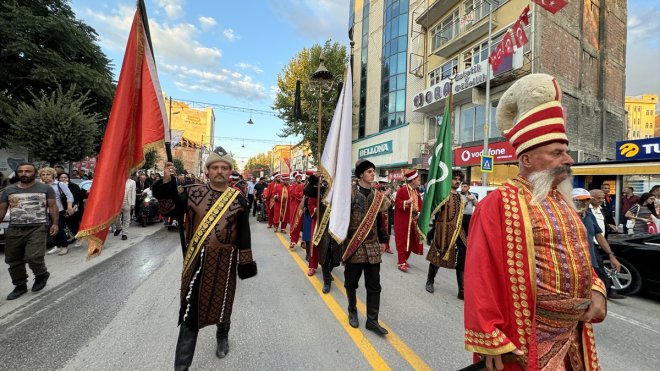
[142, 148, 160, 170]
[273, 40, 347, 162]
[172, 158, 185, 174]
[0, 0, 115, 149]
[10, 85, 99, 166]
[245, 151, 272, 176]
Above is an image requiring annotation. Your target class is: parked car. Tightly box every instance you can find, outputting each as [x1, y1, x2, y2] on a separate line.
[603, 233, 660, 296]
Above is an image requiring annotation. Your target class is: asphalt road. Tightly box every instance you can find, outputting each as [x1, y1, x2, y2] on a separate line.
[0, 216, 659, 370]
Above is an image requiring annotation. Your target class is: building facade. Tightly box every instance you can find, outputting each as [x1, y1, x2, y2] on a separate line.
[625, 94, 658, 140]
[349, 0, 627, 185]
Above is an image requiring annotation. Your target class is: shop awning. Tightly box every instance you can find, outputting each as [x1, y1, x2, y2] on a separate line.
[571, 161, 660, 175]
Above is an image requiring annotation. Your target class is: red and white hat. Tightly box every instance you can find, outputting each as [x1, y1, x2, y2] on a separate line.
[272, 172, 281, 179]
[496, 74, 568, 156]
[293, 171, 303, 179]
[404, 169, 419, 181]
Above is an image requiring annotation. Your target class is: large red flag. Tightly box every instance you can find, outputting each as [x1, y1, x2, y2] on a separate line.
[76, 4, 168, 258]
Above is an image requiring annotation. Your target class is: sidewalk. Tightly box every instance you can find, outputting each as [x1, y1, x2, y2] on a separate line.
[0, 221, 165, 319]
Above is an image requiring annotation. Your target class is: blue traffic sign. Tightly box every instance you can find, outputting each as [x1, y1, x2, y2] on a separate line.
[481, 155, 494, 173]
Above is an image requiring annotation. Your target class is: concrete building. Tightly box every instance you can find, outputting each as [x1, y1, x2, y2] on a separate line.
[348, 0, 627, 185]
[625, 94, 658, 140]
[656, 113, 660, 138]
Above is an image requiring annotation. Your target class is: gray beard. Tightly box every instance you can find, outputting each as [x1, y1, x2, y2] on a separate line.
[528, 167, 575, 209]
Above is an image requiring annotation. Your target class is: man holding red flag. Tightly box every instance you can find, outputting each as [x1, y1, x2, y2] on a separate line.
[75, 1, 169, 256]
[393, 170, 423, 271]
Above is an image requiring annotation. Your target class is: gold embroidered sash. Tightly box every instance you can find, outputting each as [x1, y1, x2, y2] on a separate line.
[342, 191, 385, 263]
[182, 187, 239, 275]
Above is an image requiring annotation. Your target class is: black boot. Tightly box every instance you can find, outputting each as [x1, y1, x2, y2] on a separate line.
[456, 270, 464, 300]
[426, 263, 439, 293]
[7, 284, 28, 300]
[365, 292, 388, 336]
[174, 323, 199, 371]
[32, 271, 50, 292]
[216, 322, 230, 358]
[346, 288, 359, 328]
[321, 265, 332, 294]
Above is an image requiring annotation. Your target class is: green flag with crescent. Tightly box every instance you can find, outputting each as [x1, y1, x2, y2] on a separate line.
[418, 88, 453, 236]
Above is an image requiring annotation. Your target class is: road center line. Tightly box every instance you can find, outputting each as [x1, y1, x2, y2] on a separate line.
[274, 232, 391, 370]
[608, 311, 660, 335]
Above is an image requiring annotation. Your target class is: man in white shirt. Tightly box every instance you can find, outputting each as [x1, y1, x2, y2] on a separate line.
[246, 177, 256, 216]
[114, 176, 136, 240]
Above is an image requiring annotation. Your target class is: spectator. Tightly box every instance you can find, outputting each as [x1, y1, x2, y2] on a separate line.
[58, 172, 83, 247]
[246, 177, 256, 213]
[625, 193, 658, 234]
[0, 163, 58, 300]
[39, 167, 74, 256]
[599, 183, 617, 236]
[253, 177, 267, 217]
[113, 176, 136, 241]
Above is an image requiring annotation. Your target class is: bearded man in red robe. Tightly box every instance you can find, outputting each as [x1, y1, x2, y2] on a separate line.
[463, 74, 606, 371]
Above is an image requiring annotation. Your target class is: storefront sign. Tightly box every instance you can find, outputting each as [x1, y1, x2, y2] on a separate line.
[413, 60, 489, 109]
[358, 140, 393, 158]
[454, 141, 517, 166]
[388, 171, 404, 182]
[616, 138, 660, 161]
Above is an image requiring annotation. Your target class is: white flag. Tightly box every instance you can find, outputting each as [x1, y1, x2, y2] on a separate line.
[320, 63, 353, 243]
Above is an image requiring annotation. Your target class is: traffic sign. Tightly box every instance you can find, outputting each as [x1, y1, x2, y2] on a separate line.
[481, 155, 494, 173]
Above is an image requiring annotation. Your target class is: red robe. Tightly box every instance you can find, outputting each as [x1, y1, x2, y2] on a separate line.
[264, 185, 275, 227]
[464, 179, 606, 371]
[272, 183, 289, 228]
[394, 185, 424, 256]
[288, 182, 304, 243]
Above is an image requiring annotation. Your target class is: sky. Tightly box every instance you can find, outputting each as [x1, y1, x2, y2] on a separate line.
[69, 0, 660, 170]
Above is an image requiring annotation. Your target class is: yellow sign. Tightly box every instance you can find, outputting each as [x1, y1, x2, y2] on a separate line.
[167, 98, 213, 148]
[618, 142, 639, 158]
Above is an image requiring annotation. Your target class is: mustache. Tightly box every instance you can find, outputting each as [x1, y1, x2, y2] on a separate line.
[550, 165, 572, 177]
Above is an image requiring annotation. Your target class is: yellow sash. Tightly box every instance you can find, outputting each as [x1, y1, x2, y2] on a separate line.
[182, 187, 239, 275]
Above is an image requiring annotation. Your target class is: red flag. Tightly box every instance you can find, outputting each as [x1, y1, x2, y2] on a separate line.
[532, 0, 568, 14]
[76, 4, 168, 258]
[519, 5, 531, 25]
[502, 31, 515, 56]
[489, 42, 504, 71]
[512, 19, 529, 48]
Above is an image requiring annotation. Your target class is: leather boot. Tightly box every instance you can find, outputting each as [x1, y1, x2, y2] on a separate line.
[346, 288, 359, 328]
[456, 270, 464, 300]
[174, 323, 199, 371]
[365, 292, 388, 335]
[321, 265, 332, 294]
[426, 263, 439, 293]
[216, 322, 230, 358]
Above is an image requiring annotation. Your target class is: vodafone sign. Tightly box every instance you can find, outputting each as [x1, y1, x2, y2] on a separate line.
[454, 141, 517, 166]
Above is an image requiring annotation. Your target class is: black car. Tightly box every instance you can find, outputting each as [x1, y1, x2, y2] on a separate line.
[604, 233, 660, 295]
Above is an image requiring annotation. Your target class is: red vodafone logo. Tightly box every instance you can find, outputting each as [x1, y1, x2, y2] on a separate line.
[453, 142, 517, 166]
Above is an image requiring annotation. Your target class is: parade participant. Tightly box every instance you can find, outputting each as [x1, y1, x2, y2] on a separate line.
[343, 159, 390, 335]
[273, 174, 290, 233]
[424, 170, 466, 296]
[252, 177, 267, 217]
[266, 173, 279, 229]
[112, 175, 136, 241]
[463, 74, 606, 371]
[394, 170, 423, 271]
[288, 171, 305, 248]
[305, 174, 321, 276]
[377, 177, 393, 254]
[0, 163, 58, 300]
[40, 167, 75, 256]
[301, 172, 316, 262]
[153, 147, 256, 370]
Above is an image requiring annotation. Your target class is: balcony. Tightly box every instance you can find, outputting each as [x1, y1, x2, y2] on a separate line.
[431, 9, 498, 58]
[415, 0, 461, 29]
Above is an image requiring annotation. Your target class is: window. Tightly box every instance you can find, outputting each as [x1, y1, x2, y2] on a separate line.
[427, 116, 438, 141]
[429, 67, 441, 86]
[431, 8, 459, 50]
[459, 101, 498, 144]
[380, 0, 409, 131]
[441, 58, 458, 79]
[358, 0, 370, 138]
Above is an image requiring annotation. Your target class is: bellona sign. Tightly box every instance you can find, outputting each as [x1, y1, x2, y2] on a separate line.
[358, 140, 393, 158]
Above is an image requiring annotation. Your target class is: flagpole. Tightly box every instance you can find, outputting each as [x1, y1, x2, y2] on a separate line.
[481, 0, 494, 187]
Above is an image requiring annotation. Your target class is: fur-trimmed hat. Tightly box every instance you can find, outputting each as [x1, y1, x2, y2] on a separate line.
[404, 169, 419, 182]
[354, 159, 375, 178]
[205, 146, 234, 169]
[496, 74, 568, 156]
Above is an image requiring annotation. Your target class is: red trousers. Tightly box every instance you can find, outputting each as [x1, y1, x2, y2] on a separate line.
[308, 243, 318, 269]
[268, 206, 275, 227]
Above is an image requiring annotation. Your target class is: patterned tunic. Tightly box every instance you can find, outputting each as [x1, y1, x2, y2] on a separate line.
[153, 181, 252, 330]
[426, 192, 464, 268]
[345, 186, 390, 264]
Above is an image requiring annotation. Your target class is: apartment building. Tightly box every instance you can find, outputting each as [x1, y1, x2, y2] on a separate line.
[625, 94, 658, 140]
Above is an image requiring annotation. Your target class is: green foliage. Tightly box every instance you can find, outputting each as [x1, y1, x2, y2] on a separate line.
[245, 151, 272, 175]
[10, 84, 99, 166]
[172, 158, 185, 174]
[0, 0, 115, 149]
[272, 40, 348, 162]
[142, 148, 160, 170]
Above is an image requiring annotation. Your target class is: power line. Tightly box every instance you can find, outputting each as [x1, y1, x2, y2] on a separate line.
[171, 97, 280, 117]
[213, 136, 297, 145]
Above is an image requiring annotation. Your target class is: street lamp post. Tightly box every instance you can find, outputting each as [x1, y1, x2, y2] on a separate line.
[481, 0, 496, 187]
[310, 54, 334, 214]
